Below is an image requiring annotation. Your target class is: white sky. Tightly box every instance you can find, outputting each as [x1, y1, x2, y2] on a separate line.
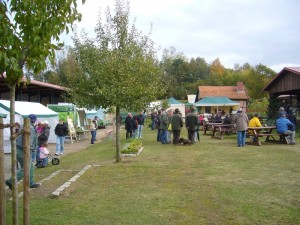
[60, 0, 300, 72]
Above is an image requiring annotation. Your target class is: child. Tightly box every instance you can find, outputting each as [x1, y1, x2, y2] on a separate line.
[36, 121, 44, 136]
[37, 143, 49, 168]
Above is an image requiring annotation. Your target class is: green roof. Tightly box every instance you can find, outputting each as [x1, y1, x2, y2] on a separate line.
[194, 96, 239, 106]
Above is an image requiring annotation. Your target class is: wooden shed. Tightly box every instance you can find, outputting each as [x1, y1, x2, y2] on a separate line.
[0, 75, 67, 106]
[262, 67, 300, 109]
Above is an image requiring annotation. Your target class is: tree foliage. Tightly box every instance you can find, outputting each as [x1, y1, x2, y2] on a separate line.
[0, 1, 83, 224]
[66, 0, 165, 161]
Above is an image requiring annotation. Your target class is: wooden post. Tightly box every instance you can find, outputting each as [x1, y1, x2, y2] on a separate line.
[0, 118, 6, 225]
[23, 119, 30, 225]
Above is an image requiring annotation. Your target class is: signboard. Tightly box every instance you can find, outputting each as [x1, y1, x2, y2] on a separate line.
[48, 104, 74, 112]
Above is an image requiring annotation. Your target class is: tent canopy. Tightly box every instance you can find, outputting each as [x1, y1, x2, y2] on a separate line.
[0, 100, 59, 152]
[0, 100, 58, 118]
[169, 97, 183, 105]
[194, 96, 239, 106]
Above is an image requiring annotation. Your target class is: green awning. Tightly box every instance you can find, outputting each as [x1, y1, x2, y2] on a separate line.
[194, 96, 239, 106]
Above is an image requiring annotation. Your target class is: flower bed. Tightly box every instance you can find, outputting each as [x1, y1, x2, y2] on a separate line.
[121, 139, 143, 156]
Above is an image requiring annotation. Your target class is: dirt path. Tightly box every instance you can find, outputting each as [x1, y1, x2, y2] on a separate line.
[4, 126, 113, 179]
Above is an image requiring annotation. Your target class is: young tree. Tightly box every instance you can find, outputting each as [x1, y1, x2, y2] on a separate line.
[68, 0, 165, 162]
[0, 1, 83, 224]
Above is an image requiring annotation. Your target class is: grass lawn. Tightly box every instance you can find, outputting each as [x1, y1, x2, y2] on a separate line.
[5, 127, 300, 225]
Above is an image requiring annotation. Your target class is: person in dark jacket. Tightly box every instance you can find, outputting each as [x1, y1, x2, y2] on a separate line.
[54, 120, 68, 155]
[156, 110, 162, 142]
[171, 108, 183, 144]
[125, 113, 133, 140]
[159, 109, 169, 144]
[185, 107, 198, 143]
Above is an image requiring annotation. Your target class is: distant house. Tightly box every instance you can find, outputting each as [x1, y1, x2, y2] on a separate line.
[262, 67, 300, 110]
[196, 82, 249, 113]
[0, 75, 67, 105]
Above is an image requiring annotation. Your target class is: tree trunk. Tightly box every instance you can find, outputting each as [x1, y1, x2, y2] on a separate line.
[115, 106, 121, 162]
[0, 117, 6, 225]
[9, 85, 19, 225]
[23, 119, 30, 225]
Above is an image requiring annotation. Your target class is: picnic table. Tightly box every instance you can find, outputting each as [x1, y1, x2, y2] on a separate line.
[203, 122, 223, 135]
[211, 124, 236, 139]
[247, 126, 289, 146]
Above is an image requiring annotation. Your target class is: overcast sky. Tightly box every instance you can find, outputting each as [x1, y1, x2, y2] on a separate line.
[61, 0, 300, 72]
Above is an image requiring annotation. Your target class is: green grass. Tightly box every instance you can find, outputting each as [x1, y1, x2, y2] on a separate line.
[5, 129, 300, 225]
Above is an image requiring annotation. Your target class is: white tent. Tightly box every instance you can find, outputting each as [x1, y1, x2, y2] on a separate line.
[0, 100, 59, 153]
[167, 97, 186, 118]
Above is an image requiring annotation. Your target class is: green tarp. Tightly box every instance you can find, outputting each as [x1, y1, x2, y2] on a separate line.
[168, 97, 183, 105]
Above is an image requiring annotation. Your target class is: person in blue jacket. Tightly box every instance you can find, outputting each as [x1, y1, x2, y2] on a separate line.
[276, 114, 296, 145]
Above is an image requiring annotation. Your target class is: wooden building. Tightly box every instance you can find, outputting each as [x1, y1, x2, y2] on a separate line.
[0, 76, 67, 106]
[196, 82, 249, 112]
[262, 67, 300, 109]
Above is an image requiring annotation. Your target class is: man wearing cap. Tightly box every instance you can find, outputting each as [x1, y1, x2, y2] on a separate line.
[6, 114, 40, 189]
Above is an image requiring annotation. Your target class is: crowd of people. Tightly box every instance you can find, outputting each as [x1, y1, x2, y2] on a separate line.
[145, 105, 298, 147]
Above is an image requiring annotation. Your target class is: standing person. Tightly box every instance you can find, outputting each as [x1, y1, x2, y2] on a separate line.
[167, 109, 173, 143]
[137, 110, 145, 138]
[159, 108, 169, 144]
[125, 112, 133, 140]
[54, 120, 68, 155]
[232, 108, 249, 147]
[276, 113, 296, 145]
[194, 113, 200, 143]
[156, 110, 162, 142]
[90, 119, 97, 144]
[171, 108, 183, 144]
[248, 113, 262, 142]
[5, 114, 40, 189]
[132, 115, 138, 138]
[185, 107, 198, 143]
[150, 111, 158, 130]
[93, 116, 99, 141]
